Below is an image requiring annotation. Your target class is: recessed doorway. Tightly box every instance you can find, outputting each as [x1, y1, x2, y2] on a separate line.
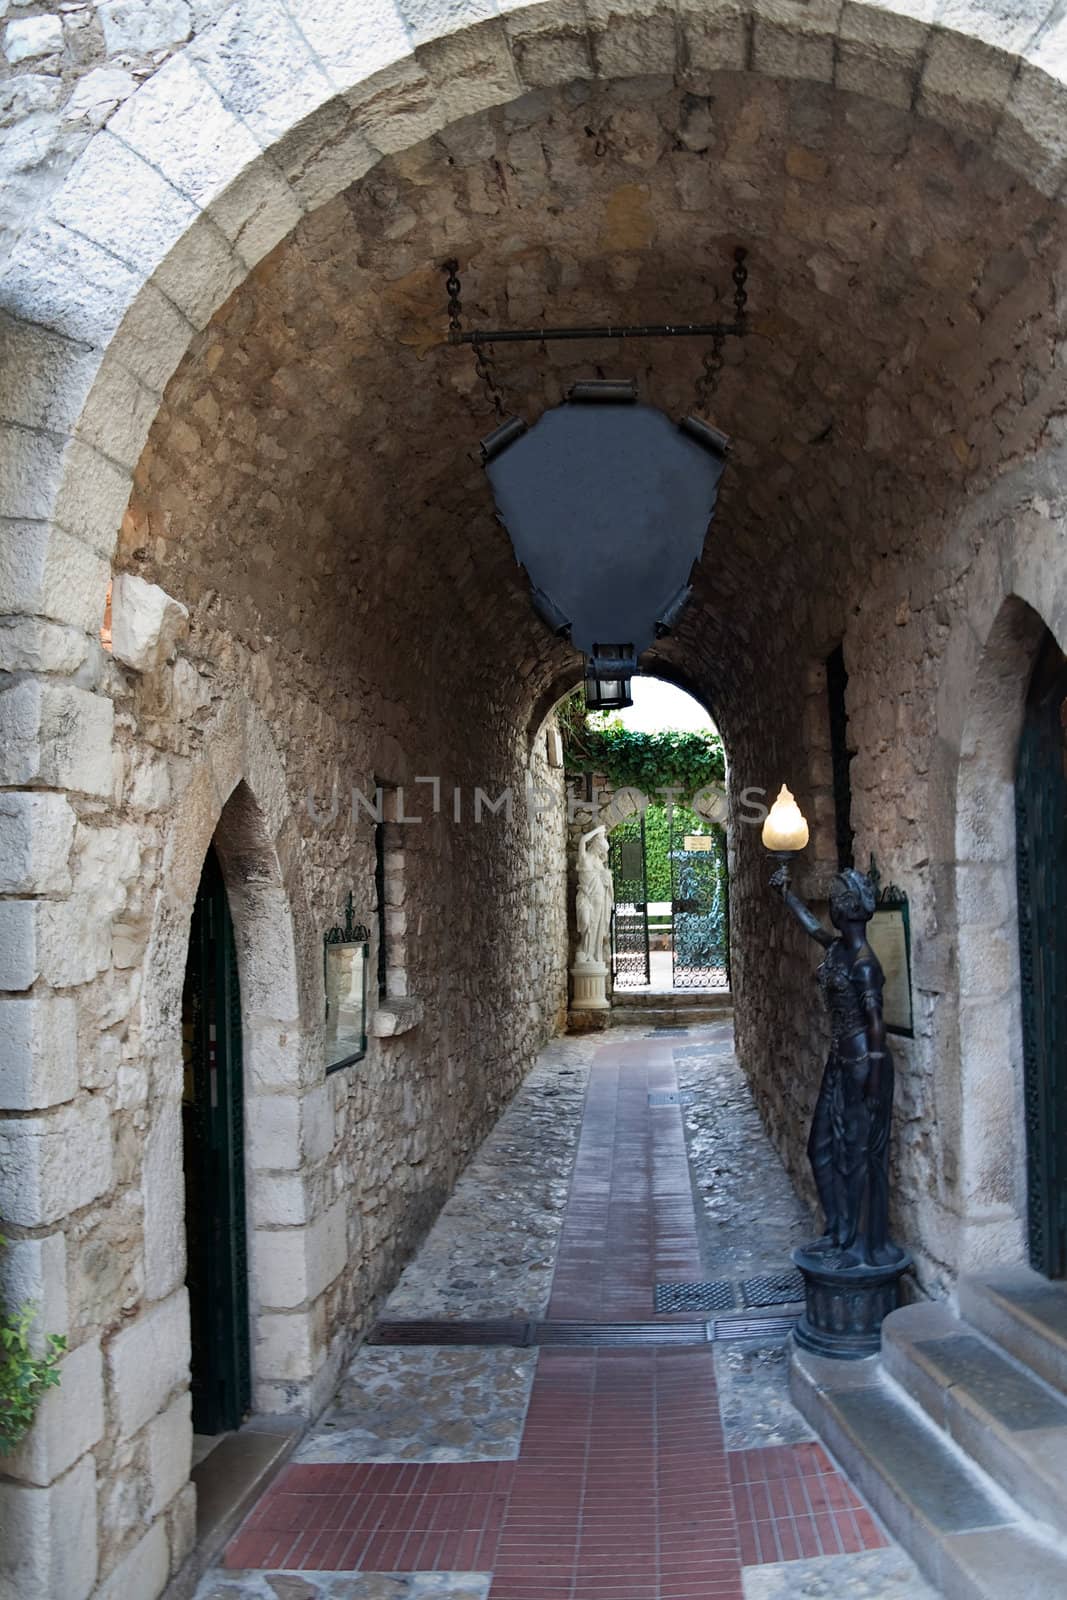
[1016, 628, 1067, 1280]
[181, 843, 252, 1436]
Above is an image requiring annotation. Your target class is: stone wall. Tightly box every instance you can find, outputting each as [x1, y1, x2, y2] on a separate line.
[1, 1, 233, 261]
[0, 305, 570, 1590]
[7, 2, 1067, 1593]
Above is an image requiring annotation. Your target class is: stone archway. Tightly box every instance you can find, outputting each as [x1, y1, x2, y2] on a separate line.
[8, 5, 1067, 1593]
[4, 0, 1067, 632]
[140, 698, 332, 1434]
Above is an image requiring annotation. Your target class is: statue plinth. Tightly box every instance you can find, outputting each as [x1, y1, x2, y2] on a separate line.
[570, 959, 610, 1010]
[791, 1245, 912, 1359]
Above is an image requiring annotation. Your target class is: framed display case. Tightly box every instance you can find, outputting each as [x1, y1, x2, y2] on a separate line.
[324, 893, 370, 1074]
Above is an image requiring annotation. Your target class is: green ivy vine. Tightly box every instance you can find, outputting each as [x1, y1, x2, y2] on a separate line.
[0, 1239, 65, 1457]
[558, 691, 725, 802]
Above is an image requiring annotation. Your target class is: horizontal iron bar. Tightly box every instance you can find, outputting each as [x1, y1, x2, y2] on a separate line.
[449, 321, 746, 346]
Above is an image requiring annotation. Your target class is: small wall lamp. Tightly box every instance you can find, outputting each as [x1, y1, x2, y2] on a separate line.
[762, 784, 809, 873]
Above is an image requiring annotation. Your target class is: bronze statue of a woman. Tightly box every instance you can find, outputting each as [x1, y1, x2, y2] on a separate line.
[769, 865, 903, 1270]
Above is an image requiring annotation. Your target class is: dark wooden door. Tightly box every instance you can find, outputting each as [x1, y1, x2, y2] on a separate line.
[181, 845, 251, 1433]
[1016, 632, 1067, 1279]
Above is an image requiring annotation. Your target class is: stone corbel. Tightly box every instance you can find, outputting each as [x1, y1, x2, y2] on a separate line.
[109, 573, 189, 673]
[368, 997, 423, 1039]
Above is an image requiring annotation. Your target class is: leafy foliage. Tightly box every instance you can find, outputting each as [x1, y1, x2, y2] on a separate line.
[0, 1240, 65, 1456]
[558, 691, 726, 802]
[641, 803, 707, 901]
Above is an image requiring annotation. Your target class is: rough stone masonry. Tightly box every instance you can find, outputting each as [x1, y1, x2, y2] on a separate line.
[4, 2, 1067, 1597]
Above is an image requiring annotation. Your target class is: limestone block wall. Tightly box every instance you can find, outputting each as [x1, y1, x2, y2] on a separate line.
[1, 0, 232, 262]
[6, 2, 1067, 1592]
[722, 465, 1067, 1302]
[0, 424, 569, 1593]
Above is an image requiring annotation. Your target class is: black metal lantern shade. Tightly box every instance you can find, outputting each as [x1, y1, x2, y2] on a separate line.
[482, 381, 729, 704]
[584, 647, 636, 711]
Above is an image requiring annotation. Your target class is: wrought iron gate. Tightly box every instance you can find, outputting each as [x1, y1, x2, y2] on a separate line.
[610, 813, 650, 987]
[182, 845, 252, 1434]
[1016, 632, 1067, 1280]
[671, 820, 730, 989]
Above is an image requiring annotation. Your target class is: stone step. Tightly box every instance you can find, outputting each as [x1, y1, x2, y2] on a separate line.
[609, 988, 732, 1010]
[791, 1347, 1067, 1600]
[883, 1301, 1067, 1529]
[960, 1267, 1067, 1401]
[609, 1005, 733, 1028]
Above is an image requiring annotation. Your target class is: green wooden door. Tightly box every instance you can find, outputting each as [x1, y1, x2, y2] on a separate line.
[181, 845, 251, 1433]
[1016, 632, 1067, 1280]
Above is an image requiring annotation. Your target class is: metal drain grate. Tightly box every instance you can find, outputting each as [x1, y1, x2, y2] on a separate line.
[654, 1280, 737, 1313]
[370, 1312, 799, 1349]
[707, 1312, 796, 1341]
[647, 1090, 694, 1107]
[370, 1318, 533, 1347]
[740, 1270, 806, 1308]
[537, 1321, 708, 1347]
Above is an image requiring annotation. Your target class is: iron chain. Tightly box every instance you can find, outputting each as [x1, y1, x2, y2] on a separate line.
[473, 339, 506, 420]
[695, 329, 725, 416]
[444, 258, 462, 336]
[443, 258, 506, 418]
[733, 246, 748, 328]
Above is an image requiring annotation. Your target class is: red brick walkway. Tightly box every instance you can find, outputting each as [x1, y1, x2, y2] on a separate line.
[549, 1039, 705, 1322]
[225, 1032, 886, 1594]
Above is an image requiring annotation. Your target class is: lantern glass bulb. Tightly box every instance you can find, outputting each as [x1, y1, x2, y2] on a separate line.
[762, 784, 809, 852]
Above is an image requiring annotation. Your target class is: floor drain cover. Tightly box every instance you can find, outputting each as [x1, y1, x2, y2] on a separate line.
[740, 1271, 806, 1308]
[707, 1313, 796, 1342]
[370, 1318, 533, 1347]
[538, 1321, 707, 1346]
[655, 1280, 737, 1313]
[648, 1090, 694, 1107]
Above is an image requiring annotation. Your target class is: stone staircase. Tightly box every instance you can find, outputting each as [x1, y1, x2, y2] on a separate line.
[792, 1266, 1067, 1599]
[608, 988, 733, 1029]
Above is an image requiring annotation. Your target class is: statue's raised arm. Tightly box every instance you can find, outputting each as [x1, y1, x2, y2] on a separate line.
[768, 862, 834, 948]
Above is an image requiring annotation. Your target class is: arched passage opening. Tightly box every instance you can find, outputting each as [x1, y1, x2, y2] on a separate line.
[560, 675, 731, 995]
[9, 3, 1067, 1591]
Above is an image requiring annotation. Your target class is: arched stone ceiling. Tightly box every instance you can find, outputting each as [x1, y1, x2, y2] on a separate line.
[125, 70, 1067, 743]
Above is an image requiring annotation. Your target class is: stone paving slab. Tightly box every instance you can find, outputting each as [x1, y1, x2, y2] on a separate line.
[678, 1042, 814, 1280]
[196, 1574, 490, 1599]
[715, 1337, 816, 1450]
[203, 1024, 911, 1600]
[741, 1547, 938, 1599]
[383, 1043, 596, 1322]
[295, 1347, 538, 1464]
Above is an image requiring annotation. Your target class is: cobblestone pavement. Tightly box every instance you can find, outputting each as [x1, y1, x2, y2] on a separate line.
[382, 1039, 596, 1322]
[742, 1548, 938, 1598]
[713, 1338, 815, 1452]
[295, 1349, 537, 1465]
[203, 1023, 935, 1600]
[677, 1030, 814, 1282]
[197, 1574, 490, 1598]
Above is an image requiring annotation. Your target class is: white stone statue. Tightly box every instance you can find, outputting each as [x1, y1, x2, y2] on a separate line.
[575, 824, 613, 967]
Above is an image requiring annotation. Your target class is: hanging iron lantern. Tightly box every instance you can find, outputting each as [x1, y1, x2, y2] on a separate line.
[481, 380, 729, 710]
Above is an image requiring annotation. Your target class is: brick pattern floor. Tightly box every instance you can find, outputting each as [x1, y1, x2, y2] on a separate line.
[225, 1462, 513, 1573]
[222, 1031, 889, 1595]
[729, 1444, 887, 1566]
[548, 1041, 705, 1323]
[490, 1348, 742, 1600]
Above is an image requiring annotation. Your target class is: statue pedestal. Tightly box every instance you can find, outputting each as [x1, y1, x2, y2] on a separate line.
[791, 1245, 912, 1360]
[570, 959, 610, 1011]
